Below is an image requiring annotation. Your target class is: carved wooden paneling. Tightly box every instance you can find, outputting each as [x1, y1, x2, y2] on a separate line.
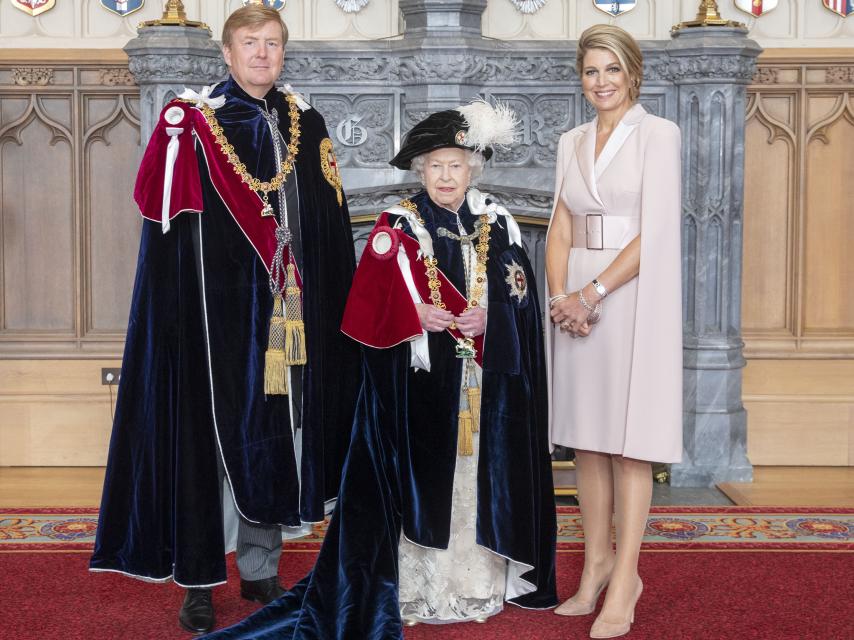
[743, 93, 796, 334]
[1, 95, 75, 333]
[744, 51, 854, 466]
[0, 60, 140, 356]
[84, 94, 141, 334]
[804, 96, 854, 333]
[744, 50, 854, 358]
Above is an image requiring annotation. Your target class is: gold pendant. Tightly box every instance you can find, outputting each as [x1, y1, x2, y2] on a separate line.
[261, 199, 275, 217]
[455, 337, 476, 359]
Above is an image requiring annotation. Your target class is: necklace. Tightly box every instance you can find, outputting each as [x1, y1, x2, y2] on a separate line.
[436, 222, 482, 243]
[197, 95, 302, 217]
[424, 213, 491, 360]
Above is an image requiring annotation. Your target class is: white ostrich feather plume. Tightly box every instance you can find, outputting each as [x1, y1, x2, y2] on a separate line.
[455, 99, 520, 153]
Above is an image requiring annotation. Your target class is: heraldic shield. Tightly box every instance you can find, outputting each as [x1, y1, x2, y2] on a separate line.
[734, 0, 779, 16]
[11, 0, 56, 16]
[241, 0, 287, 10]
[823, 0, 854, 17]
[100, 0, 144, 17]
[593, 0, 637, 17]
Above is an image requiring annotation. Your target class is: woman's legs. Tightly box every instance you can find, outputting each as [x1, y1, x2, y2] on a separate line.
[590, 456, 650, 632]
[555, 450, 615, 614]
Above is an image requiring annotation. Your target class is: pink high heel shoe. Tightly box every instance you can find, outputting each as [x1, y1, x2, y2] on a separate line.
[588, 578, 643, 639]
[554, 577, 610, 617]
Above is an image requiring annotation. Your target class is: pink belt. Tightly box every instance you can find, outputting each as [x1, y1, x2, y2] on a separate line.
[570, 214, 639, 250]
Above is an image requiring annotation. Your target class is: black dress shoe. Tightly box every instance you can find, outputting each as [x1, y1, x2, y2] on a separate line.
[178, 588, 215, 635]
[240, 576, 285, 604]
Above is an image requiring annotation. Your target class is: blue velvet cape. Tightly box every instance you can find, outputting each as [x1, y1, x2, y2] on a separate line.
[90, 78, 361, 586]
[206, 192, 557, 638]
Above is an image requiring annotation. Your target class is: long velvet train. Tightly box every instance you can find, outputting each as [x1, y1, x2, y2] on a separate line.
[206, 192, 557, 639]
[90, 78, 361, 586]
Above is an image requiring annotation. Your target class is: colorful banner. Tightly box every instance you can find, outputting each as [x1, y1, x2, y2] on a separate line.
[10, 0, 55, 16]
[100, 0, 144, 17]
[734, 0, 778, 16]
[242, 0, 286, 10]
[823, 0, 854, 17]
[593, 0, 637, 17]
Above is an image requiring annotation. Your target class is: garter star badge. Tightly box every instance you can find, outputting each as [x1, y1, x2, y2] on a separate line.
[100, 0, 144, 17]
[319, 138, 343, 207]
[11, 0, 56, 16]
[593, 0, 636, 17]
[505, 260, 528, 303]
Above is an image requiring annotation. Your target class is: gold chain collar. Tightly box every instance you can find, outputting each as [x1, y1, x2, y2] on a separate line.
[424, 212, 491, 312]
[196, 95, 302, 214]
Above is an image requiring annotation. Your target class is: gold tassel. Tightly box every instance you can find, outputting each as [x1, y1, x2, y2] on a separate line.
[264, 349, 288, 395]
[467, 386, 481, 433]
[264, 294, 288, 395]
[458, 410, 474, 456]
[284, 263, 308, 366]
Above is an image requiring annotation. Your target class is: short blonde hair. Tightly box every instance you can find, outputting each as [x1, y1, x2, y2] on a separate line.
[576, 24, 643, 102]
[222, 5, 289, 47]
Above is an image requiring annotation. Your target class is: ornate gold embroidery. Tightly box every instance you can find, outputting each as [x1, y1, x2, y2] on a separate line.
[426, 214, 490, 312]
[195, 95, 301, 216]
[399, 198, 424, 224]
[319, 138, 343, 207]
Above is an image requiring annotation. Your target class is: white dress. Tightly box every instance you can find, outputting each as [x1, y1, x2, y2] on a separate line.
[397, 210, 507, 624]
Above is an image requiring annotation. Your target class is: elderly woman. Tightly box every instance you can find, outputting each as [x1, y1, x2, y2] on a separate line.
[545, 25, 683, 639]
[207, 101, 557, 639]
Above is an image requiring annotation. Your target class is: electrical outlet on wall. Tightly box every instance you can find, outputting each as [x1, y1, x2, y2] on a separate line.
[101, 368, 122, 385]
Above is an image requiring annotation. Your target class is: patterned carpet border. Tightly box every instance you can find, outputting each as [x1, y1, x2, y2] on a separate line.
[2, 506, 852, 552]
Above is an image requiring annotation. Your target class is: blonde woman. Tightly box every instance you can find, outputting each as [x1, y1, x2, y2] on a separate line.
[545, 24, 683, 639]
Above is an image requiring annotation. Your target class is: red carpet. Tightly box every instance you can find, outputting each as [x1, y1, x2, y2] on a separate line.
[1, 549, 853, 639]
[2, 507, 853, 638]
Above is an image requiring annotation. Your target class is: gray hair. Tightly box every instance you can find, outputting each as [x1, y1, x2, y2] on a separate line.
[409, 150, 485, 187]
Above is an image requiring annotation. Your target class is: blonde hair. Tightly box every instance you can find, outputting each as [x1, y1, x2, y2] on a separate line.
[576, 24, 643, 102]
[222, 5, 289, 47]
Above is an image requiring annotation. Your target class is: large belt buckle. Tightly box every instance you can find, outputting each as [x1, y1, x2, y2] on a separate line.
[586, 214, 604, 250]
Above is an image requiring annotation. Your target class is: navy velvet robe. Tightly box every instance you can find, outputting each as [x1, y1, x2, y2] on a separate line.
[206, 192, 557, 638]
[90, 78, 361, 586]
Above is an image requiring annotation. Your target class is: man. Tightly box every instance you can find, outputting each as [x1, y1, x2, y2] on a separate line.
[90, 6, 361, 634]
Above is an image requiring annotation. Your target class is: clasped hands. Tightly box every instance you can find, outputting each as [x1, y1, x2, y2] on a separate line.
[416, 303, 486, 338]
[550, 293, 593, 338]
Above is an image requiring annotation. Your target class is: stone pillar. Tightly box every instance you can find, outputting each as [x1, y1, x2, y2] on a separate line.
[124, 25, 225, 144]
[397, 0, 488, 122]
[665, 27, 761, 486]
[399, 0, 486, 38]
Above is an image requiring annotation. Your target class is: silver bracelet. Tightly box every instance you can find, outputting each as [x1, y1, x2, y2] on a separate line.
[591, 278, 608, 299]
[549, 293, 568, 308]
[578, 289, 602, 324]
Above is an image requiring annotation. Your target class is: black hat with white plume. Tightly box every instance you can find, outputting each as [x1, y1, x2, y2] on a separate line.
[390, 99, 519, 170]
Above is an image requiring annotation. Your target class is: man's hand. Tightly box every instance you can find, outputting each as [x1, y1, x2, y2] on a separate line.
[455, 306, 487, 338]
[416, 303, 455, 332]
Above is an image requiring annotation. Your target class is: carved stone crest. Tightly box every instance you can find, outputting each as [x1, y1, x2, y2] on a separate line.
[11, 67, 54, 87]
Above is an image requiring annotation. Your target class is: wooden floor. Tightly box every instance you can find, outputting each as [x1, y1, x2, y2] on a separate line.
[1, 466, 853, 508]
[718, 466, 854, 507]
[0, 466, 105, 507]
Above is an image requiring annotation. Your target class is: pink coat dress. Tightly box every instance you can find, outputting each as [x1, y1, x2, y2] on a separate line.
[546, 104, 683, 463]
